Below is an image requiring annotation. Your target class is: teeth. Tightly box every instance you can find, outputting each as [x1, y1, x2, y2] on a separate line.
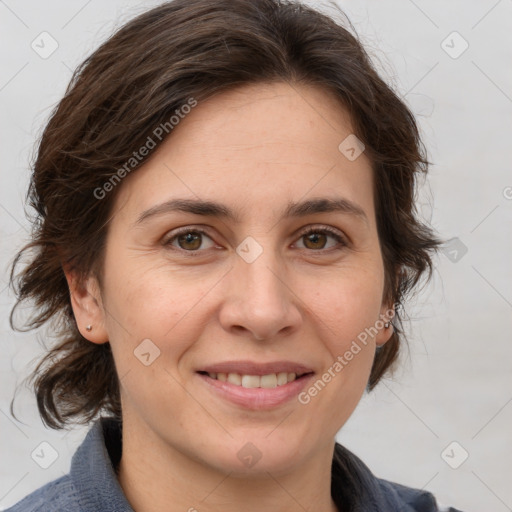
[206, 371, 300, 387]
[277, 372, 288, 385]
[260, 374, 277, 388]
[241, 375, 261, 388]
[227, 373, 242, 386]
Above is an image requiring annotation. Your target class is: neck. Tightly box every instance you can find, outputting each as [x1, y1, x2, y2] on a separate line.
[117, 417, 339, 512]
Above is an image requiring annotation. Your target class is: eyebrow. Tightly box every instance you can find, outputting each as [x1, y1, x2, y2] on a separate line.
[134, 197, 369, 226]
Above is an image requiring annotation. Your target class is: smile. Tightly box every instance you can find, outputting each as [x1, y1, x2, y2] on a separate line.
[196, 361, 315, 410]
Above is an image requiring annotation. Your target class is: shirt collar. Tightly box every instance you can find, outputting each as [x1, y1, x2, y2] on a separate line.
[70, 416, 134, 511]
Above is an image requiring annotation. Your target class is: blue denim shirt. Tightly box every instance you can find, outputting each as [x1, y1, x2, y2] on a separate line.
[5, 416, 463, 511]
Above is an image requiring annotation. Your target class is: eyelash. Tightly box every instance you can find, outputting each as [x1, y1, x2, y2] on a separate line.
[162, 225, 348, 256]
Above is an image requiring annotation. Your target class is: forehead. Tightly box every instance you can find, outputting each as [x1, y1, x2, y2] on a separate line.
[111, 81, 375, 225]
[166, 81, 358, 161]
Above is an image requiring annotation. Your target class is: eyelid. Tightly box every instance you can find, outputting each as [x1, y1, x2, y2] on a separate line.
[162, 225, 218, 248]
[295, 224, 346, 240]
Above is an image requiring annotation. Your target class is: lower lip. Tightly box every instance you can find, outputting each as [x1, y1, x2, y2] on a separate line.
[197, 373, 315, 410]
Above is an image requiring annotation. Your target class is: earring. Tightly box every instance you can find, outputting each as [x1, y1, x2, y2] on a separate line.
[86, 325, 92, 332]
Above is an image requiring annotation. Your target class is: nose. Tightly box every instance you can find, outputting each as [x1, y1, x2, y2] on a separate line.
[218, 247, 303, 342]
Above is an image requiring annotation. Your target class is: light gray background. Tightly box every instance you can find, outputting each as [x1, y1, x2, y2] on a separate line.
[1, 1, 511, 511]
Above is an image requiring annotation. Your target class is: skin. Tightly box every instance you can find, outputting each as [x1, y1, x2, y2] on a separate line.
[66, 81, 394, 512]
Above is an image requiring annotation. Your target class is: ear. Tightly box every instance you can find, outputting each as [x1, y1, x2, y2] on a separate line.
[63, 267, 109, 344]
[375, 268, 402, 346]
[375, 301, 395, 347]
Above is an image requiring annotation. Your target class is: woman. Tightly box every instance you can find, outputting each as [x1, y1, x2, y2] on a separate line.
[6, 0, 463, 510]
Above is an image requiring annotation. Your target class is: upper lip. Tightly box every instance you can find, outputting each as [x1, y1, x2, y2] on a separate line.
[198, 360, 314, 376]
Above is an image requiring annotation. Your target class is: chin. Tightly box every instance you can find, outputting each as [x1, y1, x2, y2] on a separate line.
[201, 435, 313, 477]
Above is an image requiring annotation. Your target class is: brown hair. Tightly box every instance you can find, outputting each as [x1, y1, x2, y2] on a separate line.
[9, 0, 442, 430]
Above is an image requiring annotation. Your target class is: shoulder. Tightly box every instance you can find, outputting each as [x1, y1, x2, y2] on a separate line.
[332, 442, 464, 512]
[5, 417, 132, 512]
[3, 474, 79, 512]
[376, 478, 465, 512]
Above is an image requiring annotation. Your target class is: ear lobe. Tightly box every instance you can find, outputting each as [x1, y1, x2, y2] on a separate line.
[63, 268, 109, 344]
[375, 303, 395, 347]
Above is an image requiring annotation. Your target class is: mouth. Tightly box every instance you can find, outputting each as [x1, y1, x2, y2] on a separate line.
[195, 361, 315, 410]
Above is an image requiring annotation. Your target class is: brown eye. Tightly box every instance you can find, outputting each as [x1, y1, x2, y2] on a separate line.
[164, 228, 215, 252]
[163, 225, 347, 256]
[177, 232, 202, 250]
[303, 232, 328, 250]
[295, 227, 347, 251]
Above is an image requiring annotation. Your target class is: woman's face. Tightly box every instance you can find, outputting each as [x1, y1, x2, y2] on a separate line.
[85, 81, 393, 474]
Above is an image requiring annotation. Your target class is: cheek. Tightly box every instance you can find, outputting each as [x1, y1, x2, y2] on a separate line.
[101, 265, 208, 415]
[100, 257, 208, 369]
[312, 269, 385, 346]
[312, 278, 381, 390]
[103, 250, 197, 326]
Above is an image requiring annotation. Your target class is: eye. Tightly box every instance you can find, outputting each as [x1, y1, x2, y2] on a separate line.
[294, 226, 347, 251]
[163, 225, 347, 256]
[163, 227, 216, 253]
